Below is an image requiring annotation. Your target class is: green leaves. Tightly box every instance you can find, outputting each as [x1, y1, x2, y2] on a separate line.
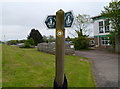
[28, 29, 43, 45]
[74, 14, 92, 35]
[101, 1, 120, 36]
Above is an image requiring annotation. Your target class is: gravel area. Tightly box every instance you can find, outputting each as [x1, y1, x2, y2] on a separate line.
[75, 49, 118, 87]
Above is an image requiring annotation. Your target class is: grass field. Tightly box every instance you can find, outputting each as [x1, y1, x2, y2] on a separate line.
[2, 45, 95, 87]
[0, 44, 2, 88]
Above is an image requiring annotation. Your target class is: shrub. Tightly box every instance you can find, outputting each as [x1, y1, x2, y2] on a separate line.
[7, 40, 17, 45]
[73, 36, 89, 50]
[20, 38, 35, 48]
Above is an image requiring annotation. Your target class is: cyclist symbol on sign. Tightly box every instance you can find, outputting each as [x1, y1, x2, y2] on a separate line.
[66, 16, 71, 24]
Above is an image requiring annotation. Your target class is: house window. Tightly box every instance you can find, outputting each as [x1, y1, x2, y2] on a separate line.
[101, 37, 110, 46]
[99, 21, 104, 33]
[104, 19, 110, 33]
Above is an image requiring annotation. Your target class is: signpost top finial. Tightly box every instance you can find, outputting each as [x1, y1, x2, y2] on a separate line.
[57, 9, 64, 14]
[59, 9, 63, 11]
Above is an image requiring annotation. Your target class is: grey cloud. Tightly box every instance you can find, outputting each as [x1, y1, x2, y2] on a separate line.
[1, 2, 108, 41]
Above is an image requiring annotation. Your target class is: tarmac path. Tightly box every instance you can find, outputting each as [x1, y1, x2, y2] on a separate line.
[75, 49, 118, 87]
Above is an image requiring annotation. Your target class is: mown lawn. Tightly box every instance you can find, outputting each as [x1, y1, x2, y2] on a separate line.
[0, 44, 2, 87]
[2, 45, 95, 87]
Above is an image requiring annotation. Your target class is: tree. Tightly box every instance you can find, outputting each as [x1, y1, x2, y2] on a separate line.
[65, 36, 71, 41]
[101, 1, 120, 52]
[43, 35, 48, 42]
[7, 40, 17, 45]
[101, 1, 120, 35]
[19, 40, 26, 43]
[28, 29, 43, 45]
[74, 14, 92, 35]
[73, 30, 89, 50]
[48, 35, 55, 42]
[27, 38, 35, 46]
[24, 38, 35, 48]
[108, 31, 116, 48]
[72, 14, 91, 50]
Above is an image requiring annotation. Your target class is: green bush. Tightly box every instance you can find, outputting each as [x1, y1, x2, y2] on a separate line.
[108, 31, 116, 48]
[73, 36, 89, 50]
[27, 38, 35, 46]
[20, 38, 35, 48]
[24, 41, 31, 48]
[7, 40, 17, 45]
[7, 40, 26, 45]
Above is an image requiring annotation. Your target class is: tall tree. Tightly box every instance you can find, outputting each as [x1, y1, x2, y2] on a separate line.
[28, 29, 43, 45]
[101, 1, 120, 53]
[101, 1, 120, 35]
[74, 14, 92, 36]
[72, 14, 91, 50]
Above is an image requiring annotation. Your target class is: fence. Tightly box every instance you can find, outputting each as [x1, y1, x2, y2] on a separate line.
[37, 42, 75, 55]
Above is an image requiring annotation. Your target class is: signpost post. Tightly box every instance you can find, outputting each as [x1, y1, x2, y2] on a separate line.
[55, 9, 65, 87]
[45, 9, 74, 89]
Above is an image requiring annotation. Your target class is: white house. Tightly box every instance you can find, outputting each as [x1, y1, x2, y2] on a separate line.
[92, 15, 113, 48]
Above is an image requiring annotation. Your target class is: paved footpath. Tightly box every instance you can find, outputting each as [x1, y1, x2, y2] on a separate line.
[75, 49, 119, 87]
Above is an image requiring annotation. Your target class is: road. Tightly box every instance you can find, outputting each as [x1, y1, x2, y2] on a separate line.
[75, 49, 118, 87]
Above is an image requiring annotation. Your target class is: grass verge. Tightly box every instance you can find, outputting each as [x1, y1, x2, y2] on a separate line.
[2, 45, 95, 87]
[0, 44, 2, 88]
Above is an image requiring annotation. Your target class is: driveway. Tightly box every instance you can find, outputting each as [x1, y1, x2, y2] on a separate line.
[75, 49, 118, 87]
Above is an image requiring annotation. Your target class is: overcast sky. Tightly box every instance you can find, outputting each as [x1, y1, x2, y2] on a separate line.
[0, 0, 112, 41]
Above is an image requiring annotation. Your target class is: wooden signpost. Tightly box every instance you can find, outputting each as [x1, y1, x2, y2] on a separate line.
[55, 9, 65, 86]
[45, 9, 74, 88]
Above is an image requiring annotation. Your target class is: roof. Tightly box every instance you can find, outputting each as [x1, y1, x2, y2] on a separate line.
[91, 15, 101, 19]
[91, 15, 108, 21]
